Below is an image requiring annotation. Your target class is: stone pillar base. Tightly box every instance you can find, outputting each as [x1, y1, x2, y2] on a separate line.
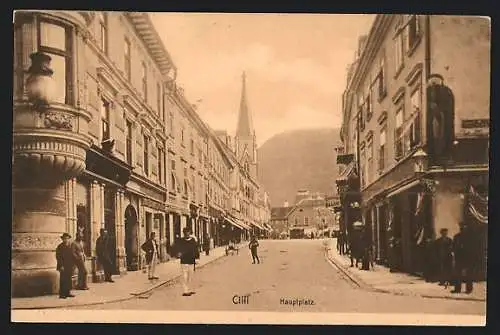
[12, 184, 67, 298]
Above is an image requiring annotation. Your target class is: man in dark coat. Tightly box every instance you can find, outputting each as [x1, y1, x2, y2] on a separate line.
[141, 232, 160, 280]
[249, 235, 260, 264]
[56, 233, 75, 299]
[203, 233, 211, 256]
[96, 228, 114, 282]
[435, 228, 453, 287]
[71, 232, 89, 290]
[174, 227, 200, 296]
[451, 224, 475, 294]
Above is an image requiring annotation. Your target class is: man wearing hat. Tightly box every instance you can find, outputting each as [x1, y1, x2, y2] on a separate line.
[435, 228, 453, 287]
[56, 233, 76, 299]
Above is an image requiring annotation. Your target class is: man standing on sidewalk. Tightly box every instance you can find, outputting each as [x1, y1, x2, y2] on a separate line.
[141, 232, 160, 280]
[96, 229, 114, 283]
[71, 232, 89, 290]
[451, 223, 475, 294]
[175, 227, 200, 296]
[56, 233, 75, 299]
[435, 228, 453, 287]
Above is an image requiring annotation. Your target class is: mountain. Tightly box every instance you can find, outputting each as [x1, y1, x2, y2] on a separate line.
[258, 128, 341, 207]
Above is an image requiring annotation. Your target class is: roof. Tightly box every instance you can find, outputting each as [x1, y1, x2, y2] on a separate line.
[271, 206, 293, 220]
[125, 12, 176, 78]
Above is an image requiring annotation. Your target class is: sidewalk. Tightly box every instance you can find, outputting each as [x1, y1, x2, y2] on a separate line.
[324, 238, 486, 302]
[11, 244, 236, 310]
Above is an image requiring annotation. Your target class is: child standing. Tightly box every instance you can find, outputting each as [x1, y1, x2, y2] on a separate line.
[249, 235, 260, 264]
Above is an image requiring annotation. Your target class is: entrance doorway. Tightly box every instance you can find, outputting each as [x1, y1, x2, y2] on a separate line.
[124, 204, 139, 271]
[104, 188, 117, 274]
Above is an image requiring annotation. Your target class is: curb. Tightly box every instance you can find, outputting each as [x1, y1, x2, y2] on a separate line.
[324, 247, 486, 303]
[12, 251, 229, 310]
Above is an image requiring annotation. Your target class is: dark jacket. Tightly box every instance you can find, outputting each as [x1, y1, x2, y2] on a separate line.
[453, 230, 476, 267]
[141, 238, 160, 263]
[56, 242, 75, 271]
[96, 235, 112, 263]
[176, 237, 199, 264]
[435, 236, 453, 265]
[249, 240, 259, 250]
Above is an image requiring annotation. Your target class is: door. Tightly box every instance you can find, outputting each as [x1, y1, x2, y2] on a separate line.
[104, 188, 117, 273]
[125, 204, 139, 271]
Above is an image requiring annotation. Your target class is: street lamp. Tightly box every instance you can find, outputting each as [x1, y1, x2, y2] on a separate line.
[25, 52, 56, 112]
[413, 148, 428, 174]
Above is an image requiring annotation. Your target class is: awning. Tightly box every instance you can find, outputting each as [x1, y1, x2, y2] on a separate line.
[224, 217, 245, 230]
[250, 221, 266, 230]
[336, 161, 355, 183]
[386, 179, 421, 198]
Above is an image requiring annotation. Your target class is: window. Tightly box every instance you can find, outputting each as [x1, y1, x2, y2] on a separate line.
[168, 112, 174, 136]
[379, 128, 386, 172]
[97, 12, 108, 54]
[358, 95, 365, 131]
[408, 86, 422, 149]
[100, 98, 110, 141]
[360, 146, 366, 187]
[181, 127, 185, 145]
[124, 38, 131, 81]
[126, 120, 133, 165]
[171, 160, 177, 192]
[395, 107, 404, 159]
[394, 29, 404, 73]
[38, 20, 73, 104]
[367, 140, 373, 184]
[190, 138, 194, 155]
[143, 134, 149, 176]
[406, 15, 421, 53]
[377, 55, 387, 100]
[141, 62, 147, 100]
[366, 92, 373, 121]
[156, 82, 161, 115]
[304, 217, 309, 225]
[158, 147, 163, 184]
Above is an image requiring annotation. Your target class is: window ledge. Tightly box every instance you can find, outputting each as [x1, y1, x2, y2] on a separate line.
[394, 64, 405, 79]
[406, 35, 423, 57]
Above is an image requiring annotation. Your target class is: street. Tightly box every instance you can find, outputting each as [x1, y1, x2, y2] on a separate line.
[76, 239, 485, 315]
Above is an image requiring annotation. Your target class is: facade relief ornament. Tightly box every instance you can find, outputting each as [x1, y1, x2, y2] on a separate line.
[44, 111, 74, 130]
[12, 234, 60, 251]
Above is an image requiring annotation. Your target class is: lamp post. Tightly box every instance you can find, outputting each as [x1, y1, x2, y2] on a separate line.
[413, 148, 428, 174]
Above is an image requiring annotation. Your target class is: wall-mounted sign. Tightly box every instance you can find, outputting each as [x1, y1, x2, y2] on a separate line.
[461, 118, 489, 137]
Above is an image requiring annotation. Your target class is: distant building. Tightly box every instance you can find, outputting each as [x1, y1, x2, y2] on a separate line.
[286, 193, 336, 238]
[270, 205, 293, 237]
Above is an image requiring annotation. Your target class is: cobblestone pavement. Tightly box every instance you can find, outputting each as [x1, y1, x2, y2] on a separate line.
[75, 239, 486, 315]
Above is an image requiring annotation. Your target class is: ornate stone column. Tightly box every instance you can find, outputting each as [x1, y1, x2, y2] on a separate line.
[115, 189, 126, 274]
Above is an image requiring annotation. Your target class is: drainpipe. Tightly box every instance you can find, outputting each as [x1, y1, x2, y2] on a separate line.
[425, 15, 431, 83]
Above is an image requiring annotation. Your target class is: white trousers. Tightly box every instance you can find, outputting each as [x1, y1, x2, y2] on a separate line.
[148, 254, 157, 278]
[181, 263, 194, 293]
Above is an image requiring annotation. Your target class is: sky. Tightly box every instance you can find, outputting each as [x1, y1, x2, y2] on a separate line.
[150, 13, 375, 147]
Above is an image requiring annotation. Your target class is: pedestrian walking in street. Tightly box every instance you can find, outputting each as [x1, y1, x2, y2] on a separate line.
[175, 227, 200, 296]
[249, 235, 260, 264]
[56, 233, 75, 299]
[71, 231, 89, 290]
[435, 228, 453, 287]
[203, 233, 211, 256]
[141, 232, 160, 280]
[451, 223, 475, 294]
[96, 228, 114, 283]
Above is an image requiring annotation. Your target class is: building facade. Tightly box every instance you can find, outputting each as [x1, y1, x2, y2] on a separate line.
[337, 15, 489, 278]
[12, 10, 270, 298]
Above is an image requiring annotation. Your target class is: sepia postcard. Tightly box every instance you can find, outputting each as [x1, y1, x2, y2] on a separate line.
[11, 10, 489, 326]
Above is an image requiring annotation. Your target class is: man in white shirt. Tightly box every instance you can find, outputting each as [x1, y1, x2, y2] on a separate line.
[141, 232, 160, 280]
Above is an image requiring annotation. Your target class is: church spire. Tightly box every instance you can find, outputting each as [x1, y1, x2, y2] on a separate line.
[236, 71, 254, 138]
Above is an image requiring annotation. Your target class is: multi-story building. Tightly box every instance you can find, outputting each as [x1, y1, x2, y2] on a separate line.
[336, 15, 489, 277]
[12, 10, 271, 298]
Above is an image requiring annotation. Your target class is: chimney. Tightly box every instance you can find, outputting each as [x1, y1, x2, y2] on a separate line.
[284, 201, 289, 208]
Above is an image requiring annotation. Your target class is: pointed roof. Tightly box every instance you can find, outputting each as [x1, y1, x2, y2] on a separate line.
[236, 71, 254, 138]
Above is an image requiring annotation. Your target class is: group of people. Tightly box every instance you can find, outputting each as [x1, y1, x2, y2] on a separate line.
[55, 228, 115, 299]
[56, 226, 262, 299]
[434, 224, 478, 294]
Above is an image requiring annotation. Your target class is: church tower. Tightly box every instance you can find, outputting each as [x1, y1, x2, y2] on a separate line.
[235, 71, 258, 180]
